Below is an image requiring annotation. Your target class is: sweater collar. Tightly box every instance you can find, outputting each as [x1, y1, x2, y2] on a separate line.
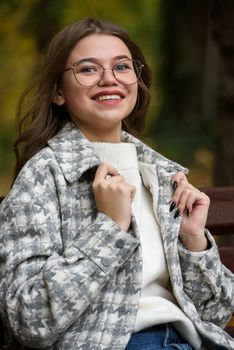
[48, 122, 188, 183]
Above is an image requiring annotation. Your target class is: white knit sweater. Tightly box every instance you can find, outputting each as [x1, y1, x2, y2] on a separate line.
[92, 142, 202, 349]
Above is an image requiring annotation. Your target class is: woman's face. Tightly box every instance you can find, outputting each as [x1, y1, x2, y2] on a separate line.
[54, 33, 138, 142]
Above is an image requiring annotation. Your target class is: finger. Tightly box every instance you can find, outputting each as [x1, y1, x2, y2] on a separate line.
[171, 172, 188, 191]
[172, 179, 190, 205]
[113, 183, 136, 201]
[94, 163, 119, 183]
[182, 190, 210, 215]
[112, 183, 136, 196]
[105, 174, 124, 183]
[178, 190, 196, 214]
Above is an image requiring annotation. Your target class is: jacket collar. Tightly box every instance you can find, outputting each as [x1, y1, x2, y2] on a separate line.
[48, 122, 188, 183]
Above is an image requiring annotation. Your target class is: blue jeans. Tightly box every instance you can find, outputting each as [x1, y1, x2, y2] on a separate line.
[125, 324, 194, 350]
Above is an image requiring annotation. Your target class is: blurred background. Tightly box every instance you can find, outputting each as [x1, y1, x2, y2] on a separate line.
[0, 0, 234, 196]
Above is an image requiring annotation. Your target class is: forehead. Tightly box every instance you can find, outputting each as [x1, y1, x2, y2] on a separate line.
[67, 33, 132, 64]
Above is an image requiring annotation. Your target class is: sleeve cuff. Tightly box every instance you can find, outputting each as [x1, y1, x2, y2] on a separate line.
[178, 229, 223, 294]
[73, 212, 139, 275]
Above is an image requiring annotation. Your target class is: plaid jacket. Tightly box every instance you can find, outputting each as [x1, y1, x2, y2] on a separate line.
[0, 122, 233, 350]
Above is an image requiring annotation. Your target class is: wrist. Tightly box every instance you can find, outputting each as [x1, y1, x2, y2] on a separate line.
[179, 231, 208, 252]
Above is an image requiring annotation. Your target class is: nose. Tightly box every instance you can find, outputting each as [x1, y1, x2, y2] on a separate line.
[98, 68, 118, 86]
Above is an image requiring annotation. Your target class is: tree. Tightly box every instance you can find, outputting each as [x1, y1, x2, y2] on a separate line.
[211, 0, 234, 185]
[149, 0, 222, 186]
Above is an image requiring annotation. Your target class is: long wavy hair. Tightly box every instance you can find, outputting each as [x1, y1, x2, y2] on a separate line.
[14, 18, 152, 178]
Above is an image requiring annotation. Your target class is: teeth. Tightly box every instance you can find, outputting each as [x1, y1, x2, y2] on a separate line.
[96, 94, 121, 101]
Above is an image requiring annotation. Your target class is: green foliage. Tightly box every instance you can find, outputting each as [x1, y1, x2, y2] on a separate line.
[148, 0, 215, 168]
[0, 0, 161, 195]
[0, 0, 217, 194]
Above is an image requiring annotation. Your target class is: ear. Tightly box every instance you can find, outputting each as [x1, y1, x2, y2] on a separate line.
[53, 87, 65, 106]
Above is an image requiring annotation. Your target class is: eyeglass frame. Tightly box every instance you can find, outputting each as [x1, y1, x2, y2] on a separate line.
[62, 58, 144, 87]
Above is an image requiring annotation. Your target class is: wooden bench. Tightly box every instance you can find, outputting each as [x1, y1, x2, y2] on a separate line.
[0, 187, 234, 345]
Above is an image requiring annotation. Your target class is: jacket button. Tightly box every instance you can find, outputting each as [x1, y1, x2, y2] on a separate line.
[206, 261, 213, 269]
[101, 257, 111, 267]
[116, 239, 125, 249]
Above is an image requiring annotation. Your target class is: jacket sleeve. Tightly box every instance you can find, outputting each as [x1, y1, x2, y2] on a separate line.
[0, 162, 139, 348]
[178, 229, 234, 328]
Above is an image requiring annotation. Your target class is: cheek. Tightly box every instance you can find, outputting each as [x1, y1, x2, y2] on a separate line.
[65, 98, 87, 119]
[61, 77, 84, 102]
[62, 85, 87, 111]
[129, 85, 138, 107]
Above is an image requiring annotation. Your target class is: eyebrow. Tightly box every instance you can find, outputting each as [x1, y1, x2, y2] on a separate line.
[74, 55, 131, 65]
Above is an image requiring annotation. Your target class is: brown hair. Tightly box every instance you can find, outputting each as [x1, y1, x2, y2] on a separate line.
[14, 18, 152, 178]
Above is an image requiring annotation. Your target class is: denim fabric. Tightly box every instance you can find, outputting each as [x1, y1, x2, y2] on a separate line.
[125, 324, 194, 350]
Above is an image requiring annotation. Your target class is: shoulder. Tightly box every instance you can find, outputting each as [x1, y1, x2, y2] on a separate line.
[18, 147, 59, 182]
[2, 147, 60, 209]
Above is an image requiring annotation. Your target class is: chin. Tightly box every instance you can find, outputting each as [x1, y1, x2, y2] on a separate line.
[99, 109, 131, 121]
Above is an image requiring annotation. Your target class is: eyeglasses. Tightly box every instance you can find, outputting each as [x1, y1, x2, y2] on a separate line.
[63, 59, 144, 87]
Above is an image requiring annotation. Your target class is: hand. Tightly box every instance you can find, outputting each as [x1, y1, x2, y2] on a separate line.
[92, 163, 136, 231]
[171, 172, 210, 251]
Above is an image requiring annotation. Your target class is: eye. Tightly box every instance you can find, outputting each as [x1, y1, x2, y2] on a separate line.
[74, 63, 100, 75]
[114, 61, 132, 72]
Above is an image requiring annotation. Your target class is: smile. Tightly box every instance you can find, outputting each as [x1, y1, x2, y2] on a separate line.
[95, 94, 122, 101]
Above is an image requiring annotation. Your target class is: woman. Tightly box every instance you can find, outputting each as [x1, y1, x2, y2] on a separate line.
[0, 18, 233, 350]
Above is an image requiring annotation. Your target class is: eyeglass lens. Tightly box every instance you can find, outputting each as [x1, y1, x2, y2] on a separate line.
[72, 59, 143, 86]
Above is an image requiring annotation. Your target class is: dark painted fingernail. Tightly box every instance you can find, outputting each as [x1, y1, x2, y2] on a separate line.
[169, 201, 176, 212]
[172, 181, 178, 191]
[174, 208, 180, 219]
[186, 209, 190, 217]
